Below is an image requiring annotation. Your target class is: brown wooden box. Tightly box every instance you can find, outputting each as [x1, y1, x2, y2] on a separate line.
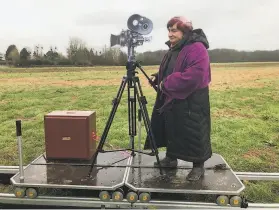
[44, 110, 97, 160]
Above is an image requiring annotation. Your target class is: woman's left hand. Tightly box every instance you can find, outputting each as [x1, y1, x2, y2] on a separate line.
[159, 81, 163, 90]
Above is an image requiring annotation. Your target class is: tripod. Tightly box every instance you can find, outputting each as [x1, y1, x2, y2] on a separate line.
[88, 57, 162, 176]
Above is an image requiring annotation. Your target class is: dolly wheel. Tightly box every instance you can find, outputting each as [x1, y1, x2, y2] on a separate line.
[26, 188, 38, 199]
[230, 196, 242, 207]
[216, 195, 229, 206]
[99, 191, 110, 201]
[112, 190, 124, 202]
[126, 191, 138, 203]
[139, 192, 151, 203]
[14, 187, 25, 198]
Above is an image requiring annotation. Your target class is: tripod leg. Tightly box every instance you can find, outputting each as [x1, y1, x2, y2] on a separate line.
[133, 78, 155, 153]
[88, 77, 128, 176]
[127, 80, 137, 156]
[132, 77, 163, 175]
[138, 109, 142, 152]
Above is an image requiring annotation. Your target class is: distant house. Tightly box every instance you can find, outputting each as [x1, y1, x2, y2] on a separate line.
[0, 53, 6, 65]
[0, 53, 3, 60]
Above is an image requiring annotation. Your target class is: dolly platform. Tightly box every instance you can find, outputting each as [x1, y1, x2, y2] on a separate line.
[11, 151, 131, 191]
[125, 152, 244, 196]
[9, 150, 246, 207]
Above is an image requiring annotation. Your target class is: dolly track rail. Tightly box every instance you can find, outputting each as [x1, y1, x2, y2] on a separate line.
[236, 172, 279, 181]
[0, 166, 27, 174]
[1, 165, 279, 181]
[0, 193, 279, 209]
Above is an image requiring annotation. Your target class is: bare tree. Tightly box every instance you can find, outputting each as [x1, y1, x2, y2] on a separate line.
[67, 37, 91, 65]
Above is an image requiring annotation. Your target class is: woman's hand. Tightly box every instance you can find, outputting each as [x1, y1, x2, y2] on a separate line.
[149, 72, 159, 86]
[159, 81, 163, 90]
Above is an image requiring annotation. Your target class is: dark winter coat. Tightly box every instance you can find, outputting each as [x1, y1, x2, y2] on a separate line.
[144, 29, 212, 163]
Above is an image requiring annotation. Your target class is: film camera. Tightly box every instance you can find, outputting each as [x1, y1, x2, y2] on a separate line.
[108, 14, 156, 84]
[110, 14, 153, 50]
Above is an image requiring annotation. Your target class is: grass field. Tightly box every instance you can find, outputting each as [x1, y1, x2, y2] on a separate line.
[0, 62, 279, 203]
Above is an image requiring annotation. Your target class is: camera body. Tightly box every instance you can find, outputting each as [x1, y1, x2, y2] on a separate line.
[110, 14, 153, 48]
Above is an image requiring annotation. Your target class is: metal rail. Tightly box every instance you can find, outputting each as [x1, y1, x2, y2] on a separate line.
[0, 166, 26, 174]
[236, 172, 279, 181]
[1, 166, 279, 181]
[0, 193, 278, 209]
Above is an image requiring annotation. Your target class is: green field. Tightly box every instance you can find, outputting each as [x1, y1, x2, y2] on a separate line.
[0, 63, 279, 203]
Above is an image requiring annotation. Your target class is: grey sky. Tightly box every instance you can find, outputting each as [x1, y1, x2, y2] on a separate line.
[0, 0, 278, 56]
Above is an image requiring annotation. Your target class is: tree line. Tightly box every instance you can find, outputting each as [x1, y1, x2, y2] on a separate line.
[0, 37, 128, 67]
[1, 37, 279, 67]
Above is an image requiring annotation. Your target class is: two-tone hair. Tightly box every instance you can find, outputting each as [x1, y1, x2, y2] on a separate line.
[167, 16, 193, 33]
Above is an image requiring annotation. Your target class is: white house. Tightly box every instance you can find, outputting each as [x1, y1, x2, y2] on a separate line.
[0, 53, 4, 61]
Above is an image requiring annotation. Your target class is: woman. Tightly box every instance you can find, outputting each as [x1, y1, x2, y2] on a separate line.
[144, 16, 212, 181]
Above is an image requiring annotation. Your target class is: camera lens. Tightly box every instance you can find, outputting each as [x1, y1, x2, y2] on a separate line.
[143, 23, 148, 30]
[133, 20, 139, 26]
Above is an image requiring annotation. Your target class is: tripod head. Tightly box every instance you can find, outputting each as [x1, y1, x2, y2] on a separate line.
[110, 14, 157, 91]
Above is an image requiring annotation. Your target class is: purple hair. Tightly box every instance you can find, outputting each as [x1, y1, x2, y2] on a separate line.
[167, 16, 193, 33]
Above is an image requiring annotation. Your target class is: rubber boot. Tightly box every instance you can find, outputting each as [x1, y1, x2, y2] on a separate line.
[186, 162, 205, 181]
[154, 156, 178, 168]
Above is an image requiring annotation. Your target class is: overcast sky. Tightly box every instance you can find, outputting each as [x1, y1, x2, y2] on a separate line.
[0, 0, 278, 55]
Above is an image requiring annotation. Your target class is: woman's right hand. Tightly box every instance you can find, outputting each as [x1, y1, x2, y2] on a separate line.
[149, 72, 159, 86]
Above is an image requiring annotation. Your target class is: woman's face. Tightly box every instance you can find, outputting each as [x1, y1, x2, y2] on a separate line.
[168, 23, 183, 46]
